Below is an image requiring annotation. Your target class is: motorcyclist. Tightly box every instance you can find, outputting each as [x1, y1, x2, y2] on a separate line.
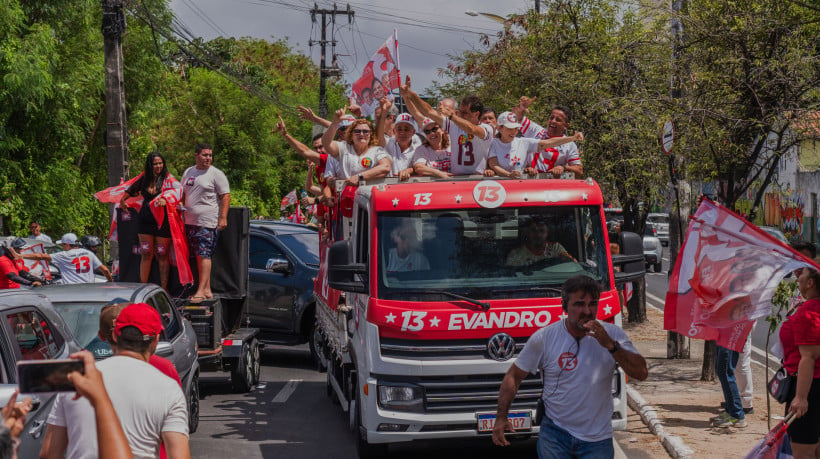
[0, 239, 44, 289]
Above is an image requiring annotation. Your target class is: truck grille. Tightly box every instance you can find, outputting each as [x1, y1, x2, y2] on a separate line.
[380, 337, 529, 360]
[380, 373, 542, 414]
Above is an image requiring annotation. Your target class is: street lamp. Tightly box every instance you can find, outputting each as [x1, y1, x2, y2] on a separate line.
[464, 10, 509, 24]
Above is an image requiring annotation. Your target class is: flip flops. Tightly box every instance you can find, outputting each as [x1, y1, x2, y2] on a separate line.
[189, 296, 207, 304]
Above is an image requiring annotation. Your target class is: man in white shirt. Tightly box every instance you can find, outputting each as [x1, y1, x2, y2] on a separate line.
[493, 275, 647, 457]
[21, 233, 112, 283]
[28, 220, 53, 243]
[181, 143, 230, 302]
[40, 302, 190, 459]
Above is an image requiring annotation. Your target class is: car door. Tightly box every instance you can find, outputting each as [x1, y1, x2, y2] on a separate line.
[248, 232, 299, 332]
[1, 308, 67, 458]
[145, 291, 195, 385]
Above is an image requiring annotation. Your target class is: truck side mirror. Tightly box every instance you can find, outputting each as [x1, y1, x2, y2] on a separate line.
[266, 257, 291, 274]
[328, 239, 367, 294]
[613, 231, 646, 284]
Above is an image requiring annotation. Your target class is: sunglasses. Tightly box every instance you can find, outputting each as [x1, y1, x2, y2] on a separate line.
[424, 126, 440, 135]
[352, 129, 371, 135]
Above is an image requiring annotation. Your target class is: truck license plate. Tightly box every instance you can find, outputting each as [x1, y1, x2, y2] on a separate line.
[476, 411, 532, 433]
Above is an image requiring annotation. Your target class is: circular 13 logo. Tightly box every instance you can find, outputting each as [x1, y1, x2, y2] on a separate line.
[473, 180, 507, 208]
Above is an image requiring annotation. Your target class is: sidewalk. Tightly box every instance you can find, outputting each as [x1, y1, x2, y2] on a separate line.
[622, 306, 784, 458]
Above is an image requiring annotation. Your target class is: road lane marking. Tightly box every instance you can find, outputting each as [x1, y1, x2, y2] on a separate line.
[272, 379, 302, 403]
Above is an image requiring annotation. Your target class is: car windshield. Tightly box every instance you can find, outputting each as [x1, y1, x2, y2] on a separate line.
[52, 303, 112, 358]
[280, 233, 319, 266]
[377, 206, 609, 300]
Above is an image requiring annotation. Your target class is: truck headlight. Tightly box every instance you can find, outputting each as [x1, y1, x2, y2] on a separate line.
[377, 383, 424, 412]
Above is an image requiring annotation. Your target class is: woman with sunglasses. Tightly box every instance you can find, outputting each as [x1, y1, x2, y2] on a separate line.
[413, 118, 453, 178]
[487, 112, 584, 179]
[321, 106, 390, 187]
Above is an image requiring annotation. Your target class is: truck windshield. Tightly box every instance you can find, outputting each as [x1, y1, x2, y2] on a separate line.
[376, 206, 610, 300]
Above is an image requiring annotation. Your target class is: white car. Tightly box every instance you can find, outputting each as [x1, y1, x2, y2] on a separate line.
[647, 213, 670, 246]
[643, 223, 663, 272]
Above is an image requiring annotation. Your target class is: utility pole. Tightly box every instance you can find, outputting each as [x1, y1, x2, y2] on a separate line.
[309, 4, 353, 118]
[102, 0, 128, 189]
[102, 0, 128, 262]
[534, 0, 540, 13]
[667, 0, 691, 361]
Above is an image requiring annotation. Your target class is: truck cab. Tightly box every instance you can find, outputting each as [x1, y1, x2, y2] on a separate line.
[318, 177, 643, 457]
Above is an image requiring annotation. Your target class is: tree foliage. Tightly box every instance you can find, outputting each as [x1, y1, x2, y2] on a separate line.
[0, 0, 345, 238]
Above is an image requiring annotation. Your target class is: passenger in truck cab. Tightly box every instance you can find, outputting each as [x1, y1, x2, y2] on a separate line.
[488, 112, 584, 179]
[506, 216, 575, 266]
[387, 222, 429, 273]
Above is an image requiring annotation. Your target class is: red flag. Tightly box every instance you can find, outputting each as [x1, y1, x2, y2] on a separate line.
[280, 189, 298, 211]
[351, 30, 400, 118]
[665, 199, 819, 351]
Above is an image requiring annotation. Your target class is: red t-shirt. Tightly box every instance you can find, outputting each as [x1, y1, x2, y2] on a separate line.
[0, 256, 20, 289]
[149, 354, 182, 387]
[780, 298, 820, 378]
[315, 153, 328, 186]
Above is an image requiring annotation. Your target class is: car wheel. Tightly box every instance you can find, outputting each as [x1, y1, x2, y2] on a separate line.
[654, 261, 662, 273]
[309, 318, 328, 373]
[231, 342, 253, 393]
[188, 372, 200, 434]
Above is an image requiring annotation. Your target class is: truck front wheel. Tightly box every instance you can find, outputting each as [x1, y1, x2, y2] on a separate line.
[309, 318, 327, 373]
[355, 395, 388, 458]
[231, 341, 257, 393]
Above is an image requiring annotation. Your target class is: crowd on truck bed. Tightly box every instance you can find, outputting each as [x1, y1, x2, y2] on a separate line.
[274, 75, 585, 241]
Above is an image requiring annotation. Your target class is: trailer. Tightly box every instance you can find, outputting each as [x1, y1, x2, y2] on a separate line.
[117, 206, 261, 392]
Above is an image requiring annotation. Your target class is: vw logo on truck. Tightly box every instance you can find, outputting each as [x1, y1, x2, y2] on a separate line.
[487, 332, 516, 361]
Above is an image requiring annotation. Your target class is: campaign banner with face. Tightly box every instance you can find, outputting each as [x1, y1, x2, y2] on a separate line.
[664, 199, 818, 351]
[351, 30, 400, 118]
[280, 189, 298, 211]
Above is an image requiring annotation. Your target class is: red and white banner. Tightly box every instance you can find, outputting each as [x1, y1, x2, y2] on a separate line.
[350, 30, 400, 118]
[280, 189, 298, 211]
[18, 243, 51, 281]
[664, 199, 818, 351]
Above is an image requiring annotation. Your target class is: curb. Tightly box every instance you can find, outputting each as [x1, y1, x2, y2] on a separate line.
[626, 385, 694, 459]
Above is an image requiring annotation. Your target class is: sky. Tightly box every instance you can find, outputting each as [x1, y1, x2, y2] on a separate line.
[168, 0, 536, 95]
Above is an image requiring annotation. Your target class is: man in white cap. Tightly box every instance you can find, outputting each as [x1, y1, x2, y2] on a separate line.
[21, 232, 112, 284]
[378, 101, 421, 181]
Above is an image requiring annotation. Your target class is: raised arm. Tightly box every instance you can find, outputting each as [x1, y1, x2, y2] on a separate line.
[399, 76, 444, 127]
[274, 115, 322, 164]
[297, 105, 331, 129]
[305, 163, 322, 197]
[536, 131, 584, 150]
[375, 97, 392, 147]
[403, 89, 427, 128]
[321, 107, 346, 159]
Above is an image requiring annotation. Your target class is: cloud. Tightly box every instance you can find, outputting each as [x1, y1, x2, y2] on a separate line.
[169, 0, 529, 95]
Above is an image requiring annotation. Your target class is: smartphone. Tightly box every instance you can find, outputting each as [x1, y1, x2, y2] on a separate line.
[16, 359, 84, 393]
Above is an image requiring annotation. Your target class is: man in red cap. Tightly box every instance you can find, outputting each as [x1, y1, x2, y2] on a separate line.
[41, 303, 190, 459]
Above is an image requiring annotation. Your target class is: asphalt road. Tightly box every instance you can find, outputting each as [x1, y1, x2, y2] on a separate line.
[191, 346, 538, 459]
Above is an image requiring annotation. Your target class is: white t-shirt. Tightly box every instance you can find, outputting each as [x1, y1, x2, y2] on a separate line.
[181, 165, 230, 228]
[488, 137, 541, 172]
[29, 233, 53, 243]
[387, 248, 430, 272]
[385, 136, 422, 176]
[519, 116, 581, 171]
[514, 320, 636, 442]
[47, 356, 188, 459]
[441, 118, 493, 175]
[323, 155, 340, 180]
[412, 145, 451, 172]
[331, 142, 390, 179]
[50, 248, 103, 284]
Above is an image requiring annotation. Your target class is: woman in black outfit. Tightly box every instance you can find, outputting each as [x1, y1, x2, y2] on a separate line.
[119, 152, 176, 290]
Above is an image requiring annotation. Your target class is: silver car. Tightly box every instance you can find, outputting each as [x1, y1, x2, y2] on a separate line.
[36, 282, 201, 433]
[0, 290, 82, 459]
[647, 213, 670, 246]
[643, 223, 664, 272]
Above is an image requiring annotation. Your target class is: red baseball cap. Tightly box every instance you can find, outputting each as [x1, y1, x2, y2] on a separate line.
[114, 303, 163, 340]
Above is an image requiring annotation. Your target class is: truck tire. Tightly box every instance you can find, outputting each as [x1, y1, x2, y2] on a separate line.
[355, 396, 388, 458]
[188, 372, 200, 434]
[249, 339, 261, 386]
[309, 318, 328, 373]
[231, 342, 254, 393]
